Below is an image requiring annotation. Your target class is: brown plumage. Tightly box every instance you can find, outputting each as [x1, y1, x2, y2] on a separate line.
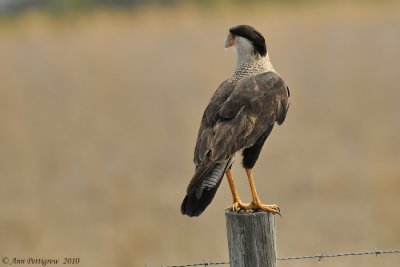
[181, 25, 290, 217]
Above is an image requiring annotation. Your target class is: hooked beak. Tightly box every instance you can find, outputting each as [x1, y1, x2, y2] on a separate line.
[224, 33, 235, 48]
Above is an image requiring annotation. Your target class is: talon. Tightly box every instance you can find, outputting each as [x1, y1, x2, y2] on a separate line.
[225, 205, 234, 212]
[226, 200, 251, 212]
[225, 204, 233, 212]
[276, 206, 282, 217]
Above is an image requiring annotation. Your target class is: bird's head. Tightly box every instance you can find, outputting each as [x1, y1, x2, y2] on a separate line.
[224, 25, 267, 58]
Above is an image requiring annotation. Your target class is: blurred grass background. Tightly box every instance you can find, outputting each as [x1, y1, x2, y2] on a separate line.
[0, 1, 400, 266]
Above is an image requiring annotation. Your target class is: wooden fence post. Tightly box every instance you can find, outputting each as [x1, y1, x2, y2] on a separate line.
[225, 211, 276, 267]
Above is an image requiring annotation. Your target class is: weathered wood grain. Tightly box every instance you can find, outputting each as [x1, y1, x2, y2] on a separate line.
[225, 211, 276, 267]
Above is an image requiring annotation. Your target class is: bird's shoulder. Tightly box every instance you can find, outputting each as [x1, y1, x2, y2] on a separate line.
[218, 71, 289, 120]
[233, 71, 287, 98]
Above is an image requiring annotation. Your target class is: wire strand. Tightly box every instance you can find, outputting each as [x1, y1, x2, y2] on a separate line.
[161, 249, 400, 267]
[278, 249, 400, 261]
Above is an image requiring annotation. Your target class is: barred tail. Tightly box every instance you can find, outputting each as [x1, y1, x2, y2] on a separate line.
[181, 158, 232, 217]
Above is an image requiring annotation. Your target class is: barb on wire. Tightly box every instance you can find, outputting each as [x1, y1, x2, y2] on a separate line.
[161, 248, 400, 267]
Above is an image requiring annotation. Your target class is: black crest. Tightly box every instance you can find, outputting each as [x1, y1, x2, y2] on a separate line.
[229, 25, 267, 57]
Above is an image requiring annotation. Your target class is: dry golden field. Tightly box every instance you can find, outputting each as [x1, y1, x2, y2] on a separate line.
[1, 2, 400, 267]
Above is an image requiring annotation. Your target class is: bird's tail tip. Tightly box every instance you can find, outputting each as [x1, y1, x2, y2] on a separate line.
[181, 159, 232, 217]
[181, 194, 200, 217]
[181, 188, 218, 217]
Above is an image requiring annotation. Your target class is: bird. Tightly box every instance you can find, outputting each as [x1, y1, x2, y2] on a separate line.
[181, 25, 290, 217]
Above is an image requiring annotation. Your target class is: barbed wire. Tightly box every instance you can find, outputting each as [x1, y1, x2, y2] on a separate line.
[160, 260, 228, 267]
[160, 248, 400, 267]
[278, 248, 400, 261]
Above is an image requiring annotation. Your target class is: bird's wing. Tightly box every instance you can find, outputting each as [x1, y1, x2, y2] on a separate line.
[194, 71, 289, 166]
[193, 80, 235, 166]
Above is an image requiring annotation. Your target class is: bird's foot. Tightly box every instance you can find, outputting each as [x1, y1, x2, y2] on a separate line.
[247, 202, 281, 215]
[226, 200, 280, 215]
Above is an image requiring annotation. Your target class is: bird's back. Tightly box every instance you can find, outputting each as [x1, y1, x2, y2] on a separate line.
[194, 71, 289, 166]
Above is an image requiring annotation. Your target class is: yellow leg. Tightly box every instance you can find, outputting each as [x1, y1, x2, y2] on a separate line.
[225, 169, 248, 211]
[245, 168, 280, 214]
[226, 169, 240, 202]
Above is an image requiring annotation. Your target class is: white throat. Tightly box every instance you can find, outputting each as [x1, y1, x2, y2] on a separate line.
[235, 53, 275, 73]
[235, 36, 256, 65]
[230, 36, 275, 82]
